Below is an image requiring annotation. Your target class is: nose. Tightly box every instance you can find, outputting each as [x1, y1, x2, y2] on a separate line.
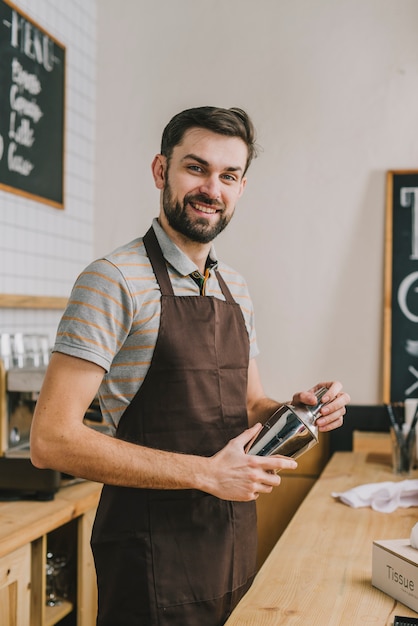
[199, 174, 221, 200]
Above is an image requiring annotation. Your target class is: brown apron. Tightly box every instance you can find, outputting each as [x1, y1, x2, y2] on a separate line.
[91, 227, 257, 625]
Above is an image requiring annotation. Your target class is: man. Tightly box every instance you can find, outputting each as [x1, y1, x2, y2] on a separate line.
[31, 106, 349, 625]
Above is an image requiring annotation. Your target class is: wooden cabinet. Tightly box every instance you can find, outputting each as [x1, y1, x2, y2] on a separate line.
[0, 481, 101, 626]
[0, 543, 31, 625]
[256, 433, 330, 567]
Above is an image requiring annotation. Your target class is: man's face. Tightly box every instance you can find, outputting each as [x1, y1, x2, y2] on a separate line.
[156, 128, 248, 244]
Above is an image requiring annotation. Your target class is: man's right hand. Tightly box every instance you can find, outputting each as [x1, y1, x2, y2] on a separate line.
[200, 424, 298, 502]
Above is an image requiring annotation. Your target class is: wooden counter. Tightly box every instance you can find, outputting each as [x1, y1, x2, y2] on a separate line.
[0, 480, 102, 626]
[226, 451, 418, 625]
[0, 480, 101, 559]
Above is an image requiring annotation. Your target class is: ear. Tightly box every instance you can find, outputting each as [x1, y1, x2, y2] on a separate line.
[237, 176, 247, 199]
[151, 154, 167, 189]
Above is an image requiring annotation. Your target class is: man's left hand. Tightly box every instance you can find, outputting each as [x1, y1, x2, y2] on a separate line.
[292, 381, 350, 432]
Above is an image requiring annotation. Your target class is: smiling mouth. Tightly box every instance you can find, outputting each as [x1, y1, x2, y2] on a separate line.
[189, 201, 220, 215]
[187, 193, 224, 216]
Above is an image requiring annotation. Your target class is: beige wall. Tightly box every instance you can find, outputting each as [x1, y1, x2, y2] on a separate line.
[95, 0, 418, 404]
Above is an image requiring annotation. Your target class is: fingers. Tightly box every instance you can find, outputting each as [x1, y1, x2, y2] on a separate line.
[248, 467, 281, 501]
[316, 409, 345, 432]
[252, 479, 278, 500]
[316, 386, 350, 432]
[245, 454, 298, 500]
[319, 385, 350, 414]
[247, 451, 305, 500]
[266, 455, 298, 472]
[251, 456, 297, 497]
[236, 422, 264, 447]
[293, 381, 350, 433]
[252, 478, 278, 500]
[319, 381, 344, 403]
[297, 381, 350, 414]
[297, 382, 340, 405]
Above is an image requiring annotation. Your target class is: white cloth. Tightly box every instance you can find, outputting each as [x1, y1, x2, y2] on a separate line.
[332, 480, 418, 513]
[411, 522, 418, 548]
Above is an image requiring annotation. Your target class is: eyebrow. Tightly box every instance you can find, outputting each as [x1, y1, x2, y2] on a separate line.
[181, 153, 243, 173]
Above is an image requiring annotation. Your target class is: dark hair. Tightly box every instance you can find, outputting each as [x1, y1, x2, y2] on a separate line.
[160, 106, 258, 174]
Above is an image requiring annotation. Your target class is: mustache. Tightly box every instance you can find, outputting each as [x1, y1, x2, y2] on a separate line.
[184, 193, 225, 210]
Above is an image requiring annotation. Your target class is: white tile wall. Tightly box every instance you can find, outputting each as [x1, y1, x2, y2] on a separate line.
[0, 0, 97, 345]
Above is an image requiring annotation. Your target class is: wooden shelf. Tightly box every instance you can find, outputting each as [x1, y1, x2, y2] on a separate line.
[0, 294, 68, 309]
[45, 600, 73, 626]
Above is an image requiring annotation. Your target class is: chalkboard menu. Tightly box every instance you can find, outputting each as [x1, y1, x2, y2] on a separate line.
[384, 171, 418, 403]
[0, 0, 65, 208]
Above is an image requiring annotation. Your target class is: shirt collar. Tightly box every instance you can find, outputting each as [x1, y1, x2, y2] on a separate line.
[151, 217, 218, 276]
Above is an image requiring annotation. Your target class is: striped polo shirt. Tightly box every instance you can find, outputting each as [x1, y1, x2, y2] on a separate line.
[54, 218, 259, 434]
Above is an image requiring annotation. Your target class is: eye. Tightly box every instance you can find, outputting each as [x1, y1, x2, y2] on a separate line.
[221, 173, 238, 182]
[187, 164, 203, 173]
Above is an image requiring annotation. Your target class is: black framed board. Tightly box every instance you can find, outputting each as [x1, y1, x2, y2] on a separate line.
[383, 171, 418, 403]
[0, 0, 65, 208]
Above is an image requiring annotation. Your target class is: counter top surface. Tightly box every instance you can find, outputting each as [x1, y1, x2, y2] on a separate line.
[0, 480, 102, 558]
[225, 450, 418, 625]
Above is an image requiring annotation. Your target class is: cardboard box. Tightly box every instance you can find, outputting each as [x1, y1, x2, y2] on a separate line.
[372, 539, 418, 613]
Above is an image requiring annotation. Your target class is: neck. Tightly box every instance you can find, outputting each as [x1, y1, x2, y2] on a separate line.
[158, 215, 211, 274]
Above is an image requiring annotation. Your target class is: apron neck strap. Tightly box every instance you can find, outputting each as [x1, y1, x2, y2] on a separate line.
[215, 270, 235, 304]
[143, 227, 174, 296]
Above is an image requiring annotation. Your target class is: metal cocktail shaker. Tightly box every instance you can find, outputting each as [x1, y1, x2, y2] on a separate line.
[247, 387, 329, 460]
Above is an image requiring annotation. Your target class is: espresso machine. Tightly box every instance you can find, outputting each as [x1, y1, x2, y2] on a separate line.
[0, 356, 103, 500]
[0, 359, 60, 499]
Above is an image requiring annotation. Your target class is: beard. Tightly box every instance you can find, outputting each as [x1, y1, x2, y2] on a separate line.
[162, 181, 234, 244]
